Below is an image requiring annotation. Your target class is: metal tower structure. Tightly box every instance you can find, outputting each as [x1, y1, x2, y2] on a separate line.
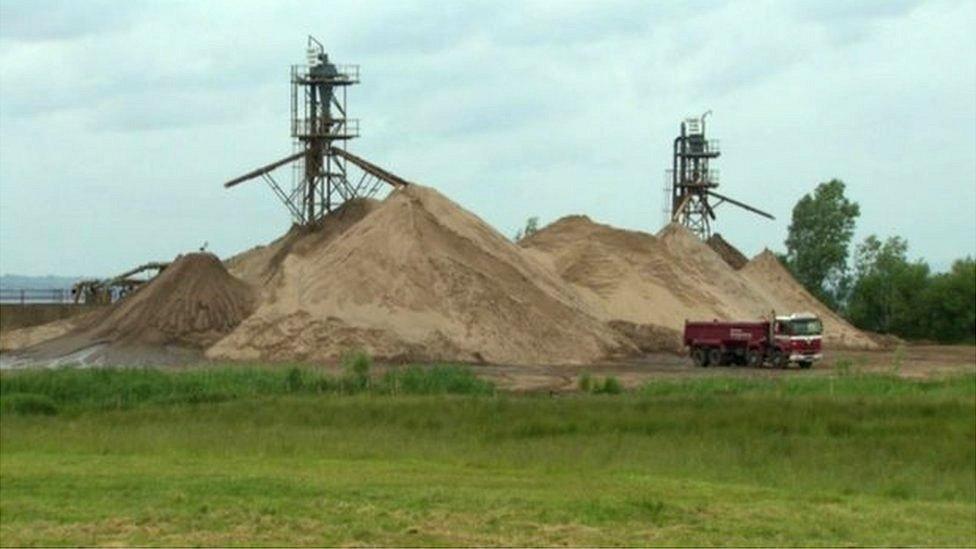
[292, 35, 359, 222]
[666, 111, 774, 239]
[224, 36, 409, 225]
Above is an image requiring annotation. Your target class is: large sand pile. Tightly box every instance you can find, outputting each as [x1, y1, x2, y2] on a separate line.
[520, 216, 717, 331]
[4, 186, 877, 367]
[522, 217, 877, 350]
[225, 198, 378, 292]
[208, 186, 632, 365]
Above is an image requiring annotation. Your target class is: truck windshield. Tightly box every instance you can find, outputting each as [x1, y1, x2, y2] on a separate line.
[789, 319, 823, 335]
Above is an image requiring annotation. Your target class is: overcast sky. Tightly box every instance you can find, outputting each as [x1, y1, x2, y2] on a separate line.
[1, 0, 974, 277]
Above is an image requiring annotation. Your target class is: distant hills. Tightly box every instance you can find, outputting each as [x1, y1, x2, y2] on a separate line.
[0, 274, 86, 290]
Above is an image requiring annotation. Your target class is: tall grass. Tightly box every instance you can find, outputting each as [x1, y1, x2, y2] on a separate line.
[1, 368, 973, 545]
[2, 371, 972, 504]
[0, 363, 493, 414]
[639, 372, 976, 398]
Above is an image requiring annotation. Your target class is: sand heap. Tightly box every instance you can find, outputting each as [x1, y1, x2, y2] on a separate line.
[522, 217, 877, 350]
[1, 316, 85, 352]
[707, 233, 749, 269]
[739, 250, 876, 349]
[208, 186, 632, 365]
[3, 253, 256, 366]
[225, 198, 378, 293]
[6, 187, 877, 365]
[81, 252, 255, 348]
[520, 217, 713, 342]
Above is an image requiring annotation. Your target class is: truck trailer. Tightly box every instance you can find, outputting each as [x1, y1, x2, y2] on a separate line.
[683, 312, 823, 369]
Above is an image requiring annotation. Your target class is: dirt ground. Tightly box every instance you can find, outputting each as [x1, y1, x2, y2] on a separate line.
[4, 341, 971, 393]
[467, 345, 976, 392]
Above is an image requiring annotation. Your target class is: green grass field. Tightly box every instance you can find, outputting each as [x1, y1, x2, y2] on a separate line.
[1, 366, 974, 546]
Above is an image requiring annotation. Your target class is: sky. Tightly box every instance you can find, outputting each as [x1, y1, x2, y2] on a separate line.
[1, 0, 974, 277]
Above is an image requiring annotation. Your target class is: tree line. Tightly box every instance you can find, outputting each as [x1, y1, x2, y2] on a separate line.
[783, 179, 975, 343]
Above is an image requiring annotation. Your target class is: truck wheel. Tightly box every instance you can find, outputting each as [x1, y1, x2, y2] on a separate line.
[692, 347, 708, 367]
[708, 348, 724, 367]
[771, 350, 787, 369]
[799, 361, 812, 369]
[746, 349, 763, 368]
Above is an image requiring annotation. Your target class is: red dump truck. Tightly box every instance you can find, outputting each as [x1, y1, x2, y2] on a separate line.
[683, 312, 823, 369]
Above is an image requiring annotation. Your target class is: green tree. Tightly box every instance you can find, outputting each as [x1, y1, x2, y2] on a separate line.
[920, 258, 976, 343]
[513, 216, 540, 242]
[847, 235, 930, 337]
[784, 179, 860, 309]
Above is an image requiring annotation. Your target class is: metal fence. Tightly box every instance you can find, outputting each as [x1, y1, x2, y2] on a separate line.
[0, 289, 74, 304]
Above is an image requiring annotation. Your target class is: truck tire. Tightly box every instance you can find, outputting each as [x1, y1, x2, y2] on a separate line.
[798, 361, 812, 369]
[746, 349, 763, 368]
[771, 350, 787, 369]
[708, 348, 724, 367]
[731, 349, 746, 367]
[692, 347, 708, 367]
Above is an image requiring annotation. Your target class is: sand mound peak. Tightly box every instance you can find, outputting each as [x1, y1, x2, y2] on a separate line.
[655, 221, 696, 240]
[208, 185, 632, 365]
[225, 198, 379, 289]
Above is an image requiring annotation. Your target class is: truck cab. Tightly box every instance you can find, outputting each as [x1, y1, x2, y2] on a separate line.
[772, 312, 823, 368]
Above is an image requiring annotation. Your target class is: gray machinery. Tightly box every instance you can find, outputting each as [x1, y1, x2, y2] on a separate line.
[72, 262, 169, 304]
[224, 36, 409, 225]
[666, 112, 774, 239]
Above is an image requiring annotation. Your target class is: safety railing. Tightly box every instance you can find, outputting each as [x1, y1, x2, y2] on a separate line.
[665, 168, 720, 185]
[684, 139, 720, 155]
[0, 289, 74, 304]
[291, 64, 360, 84]
[291, 118, 360, 139]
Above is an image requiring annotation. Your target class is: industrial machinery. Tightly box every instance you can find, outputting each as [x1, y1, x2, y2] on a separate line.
[71, 262, 169, 305]
[683, 312, 823, 369]
[223, 36, 409, 225]
[665, 112, 774, 239]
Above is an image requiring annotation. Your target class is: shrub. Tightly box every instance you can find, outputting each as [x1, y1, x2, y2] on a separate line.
[285, 367, 305, 392]
[1, 393, 59, 416]
[341, 350, 372, 390]
[597, 376, 623, 395]
[578, 372, 593, 393]
[382, 365, 494, 395]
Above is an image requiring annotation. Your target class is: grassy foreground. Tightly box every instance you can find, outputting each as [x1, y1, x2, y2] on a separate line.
[1, 367, 974, 546]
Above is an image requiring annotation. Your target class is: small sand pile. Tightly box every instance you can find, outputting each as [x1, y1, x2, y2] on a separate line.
[1, 316, 85, 352]
[739, 251, 877, 349]
[87, 253, 255, 348]
[707, 233, 749, 270]
[208, 186, 632, 365]
[24, 253, 254, 352]
[523, 217, 877, 350]
[4, 253, 255, 367]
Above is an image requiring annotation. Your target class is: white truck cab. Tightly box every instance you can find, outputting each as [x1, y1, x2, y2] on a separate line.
[773, 312, 824, 366]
